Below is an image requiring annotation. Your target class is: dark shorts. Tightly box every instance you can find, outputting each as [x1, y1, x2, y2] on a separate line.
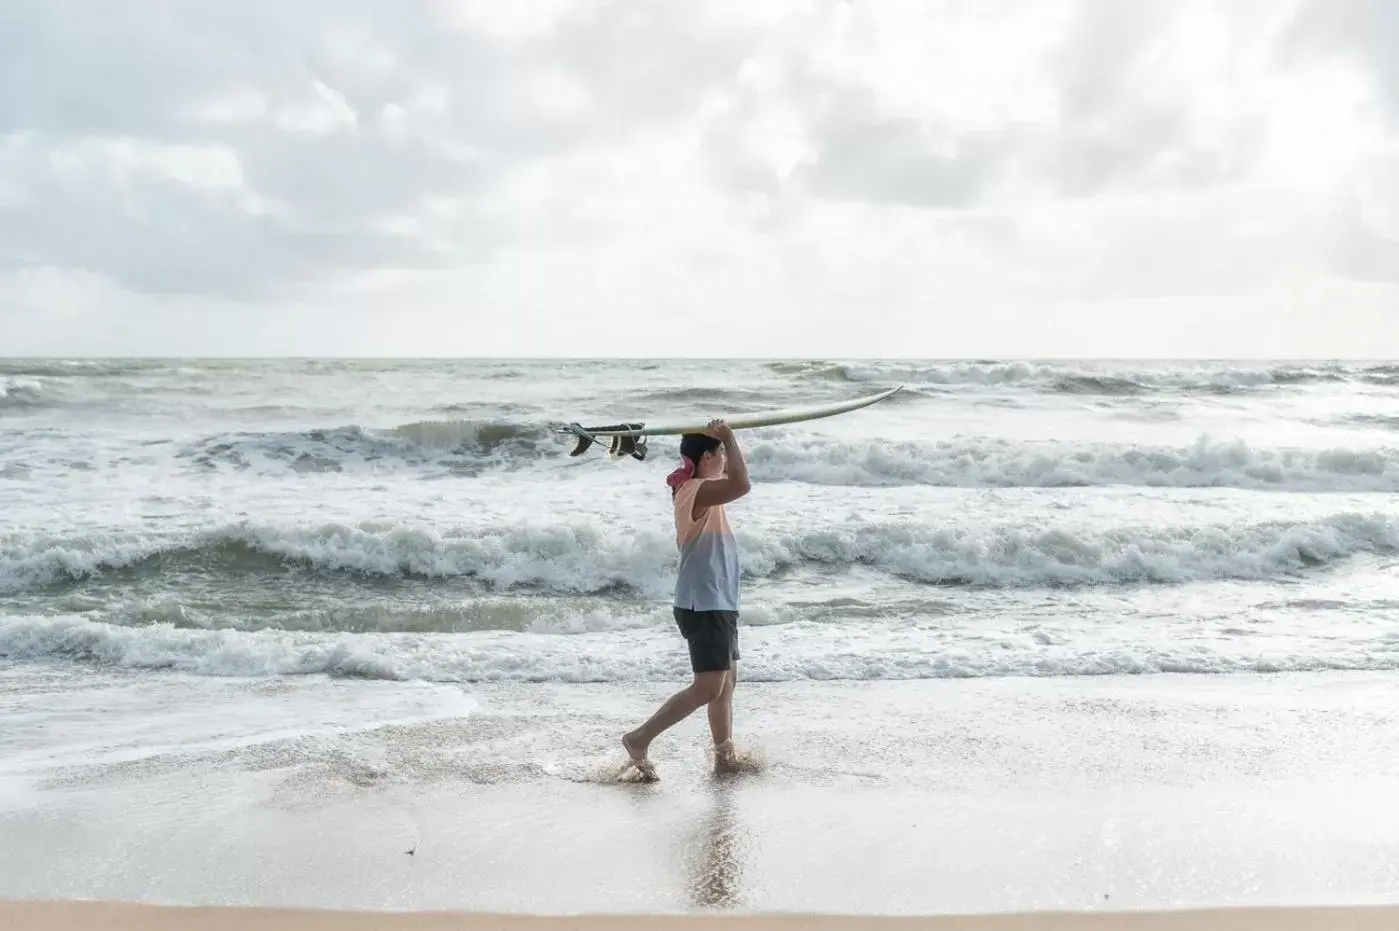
[673, 607, 740, 674]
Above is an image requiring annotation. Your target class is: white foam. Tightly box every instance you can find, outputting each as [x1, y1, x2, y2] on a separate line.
[181, 420, 550, 475]
[152, 421, 1399, 493]
[0, 531, 162, 591]
[5, 358, 1399, 701]
[0, 377, 45, 408]
[4, 510, 1398, 594]
[824, 360, 1354, 390]
[747, 435, 1399, 491]
[5, 611, 1399, 685]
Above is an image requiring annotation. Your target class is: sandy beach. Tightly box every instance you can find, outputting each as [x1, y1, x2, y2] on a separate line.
[4, 901, 1399, 931]
[6, 673, 1399, 920]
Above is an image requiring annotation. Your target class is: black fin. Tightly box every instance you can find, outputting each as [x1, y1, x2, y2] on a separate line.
[607, 433, 648, 461]
[564, 423, 646, 460]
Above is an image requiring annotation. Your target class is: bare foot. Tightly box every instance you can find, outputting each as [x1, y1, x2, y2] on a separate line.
[712, 740, 740, 775]
[712, 740, 761, 776]
[622, 731, 648, 763]
[620, 731, 658, 782]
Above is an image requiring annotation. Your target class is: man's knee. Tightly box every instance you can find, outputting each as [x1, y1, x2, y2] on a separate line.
[691, 671, 728, 705]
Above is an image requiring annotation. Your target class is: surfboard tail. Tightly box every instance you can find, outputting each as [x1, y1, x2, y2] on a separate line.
[608, 433, 647, 460]
[563, 424, 648, 460]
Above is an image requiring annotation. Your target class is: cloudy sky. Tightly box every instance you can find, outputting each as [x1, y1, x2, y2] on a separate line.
[2, 0, 1396, 357]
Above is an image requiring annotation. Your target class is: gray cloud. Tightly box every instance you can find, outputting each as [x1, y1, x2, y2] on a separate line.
[1329, 163, 1399, 283]
[1334, 215, 1399, 284]
[0, 0, 768, 299]
[793, 85, 1015, 209]
[0, 136, 452, 299]
[1283, 0, 1399, 121]
[0, 2, 487, 295]
[1276, 0, 1399, 282]
[547, 2, 756, 127]
[1045, 0, 1278, 195]
[2, 0, 1396, 326]
[701, 0, 1272, 216]
[1045, 0, 1253, 195]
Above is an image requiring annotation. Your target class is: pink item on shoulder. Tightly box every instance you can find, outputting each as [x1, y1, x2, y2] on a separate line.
[666, 456, 696, 494]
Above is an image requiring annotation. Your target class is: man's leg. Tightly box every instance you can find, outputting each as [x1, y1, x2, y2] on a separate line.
[707, 664, 736, 750]
[709, 612, 740, 762]
[623, 670, 727, 763]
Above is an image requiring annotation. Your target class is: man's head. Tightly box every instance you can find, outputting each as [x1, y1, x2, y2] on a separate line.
[679, 432, 725, 478]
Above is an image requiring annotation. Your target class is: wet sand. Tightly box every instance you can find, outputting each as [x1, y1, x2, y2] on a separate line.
[3, 901, 1398, 930]
[4, 675, 1399, 916]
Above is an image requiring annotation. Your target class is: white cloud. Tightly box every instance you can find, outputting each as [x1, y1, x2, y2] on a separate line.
[1, 0, 1396, 356]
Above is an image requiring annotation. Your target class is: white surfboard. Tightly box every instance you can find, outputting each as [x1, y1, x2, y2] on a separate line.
[557, 385, 903, 460]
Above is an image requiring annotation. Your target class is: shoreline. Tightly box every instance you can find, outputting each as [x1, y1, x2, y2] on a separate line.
[8, 675, 1399, 916]
[3, 901, 1399, 931]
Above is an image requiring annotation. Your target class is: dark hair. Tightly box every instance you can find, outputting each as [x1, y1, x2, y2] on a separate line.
[667, 432, 722, 497]
[679, 433, 720, 463]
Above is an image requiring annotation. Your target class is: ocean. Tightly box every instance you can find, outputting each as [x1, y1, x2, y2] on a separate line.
[4, 357, 1399, 913]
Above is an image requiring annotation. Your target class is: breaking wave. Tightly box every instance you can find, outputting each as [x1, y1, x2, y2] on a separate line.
[746, 435, 1399, 491]
[769, 360, 1384, 393]
[5, 512, 1397, 596]
[0, 360, 170, 378]
[6, 609, 1399, 682]
[0, 378, 48, 411]
[1343, 415, 1399, 430]
[169, 424, 1399, 491]
[180, 420, 554, 474]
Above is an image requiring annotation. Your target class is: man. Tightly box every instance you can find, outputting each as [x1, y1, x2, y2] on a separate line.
[622, 419, 750, 778]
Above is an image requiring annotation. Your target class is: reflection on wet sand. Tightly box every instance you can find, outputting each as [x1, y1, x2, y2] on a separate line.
[690, 782, 743, 909]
